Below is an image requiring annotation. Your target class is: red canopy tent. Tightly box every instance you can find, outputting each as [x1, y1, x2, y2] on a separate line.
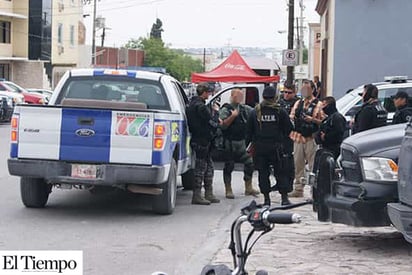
[191, 50, 280, 83]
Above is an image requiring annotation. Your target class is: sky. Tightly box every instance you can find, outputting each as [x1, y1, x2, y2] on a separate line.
[83, 0, 320, 49]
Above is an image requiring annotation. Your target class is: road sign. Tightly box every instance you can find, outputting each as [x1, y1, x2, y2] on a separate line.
[282, 49, 298, 66]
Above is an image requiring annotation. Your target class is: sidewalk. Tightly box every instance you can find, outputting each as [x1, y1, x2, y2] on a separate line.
[212, 186, 412, 274]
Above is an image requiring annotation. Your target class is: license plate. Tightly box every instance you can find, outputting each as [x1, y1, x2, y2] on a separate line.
[71, 164, 97, 179]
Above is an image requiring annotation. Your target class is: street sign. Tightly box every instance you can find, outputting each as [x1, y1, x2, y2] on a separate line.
[282, 49, 298, 66]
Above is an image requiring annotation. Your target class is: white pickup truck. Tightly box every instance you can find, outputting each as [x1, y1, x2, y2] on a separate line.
[8, 69, 194, 214]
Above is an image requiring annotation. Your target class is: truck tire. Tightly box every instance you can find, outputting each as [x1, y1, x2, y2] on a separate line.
[181, 169, 194, 190]
[316, 153, 335, 222]
[20, 177, 51, 208]
[153, 159, 177, 215]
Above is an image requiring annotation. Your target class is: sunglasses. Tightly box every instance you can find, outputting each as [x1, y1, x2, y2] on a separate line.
[284, 91, 294, 94]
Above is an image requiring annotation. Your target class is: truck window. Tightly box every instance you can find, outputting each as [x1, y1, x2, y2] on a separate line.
[380, 88, 412, 113]
[56, 76, 170, 111]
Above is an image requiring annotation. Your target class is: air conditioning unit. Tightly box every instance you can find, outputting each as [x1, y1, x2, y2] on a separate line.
[58, 45, 64, 55]
[58, 2, 64, 12]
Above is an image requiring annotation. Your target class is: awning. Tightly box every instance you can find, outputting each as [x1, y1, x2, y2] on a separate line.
[191, 50, 279, 83]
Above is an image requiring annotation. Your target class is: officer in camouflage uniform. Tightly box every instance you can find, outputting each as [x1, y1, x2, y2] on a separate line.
[219, 88, 259, 199]
[186, 83, 221, 205]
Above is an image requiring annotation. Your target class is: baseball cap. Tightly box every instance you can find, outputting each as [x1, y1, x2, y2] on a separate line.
[262, 86, 277, 98]
[393, 91, 409, 100]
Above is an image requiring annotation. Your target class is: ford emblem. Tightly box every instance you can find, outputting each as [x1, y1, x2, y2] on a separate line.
[75, 129, 95, 137]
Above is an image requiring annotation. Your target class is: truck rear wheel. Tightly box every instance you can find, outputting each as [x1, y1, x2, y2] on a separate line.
[153, 159, 177, 215]
[20, 177, 51, 208]
[181, 169, 194, 190]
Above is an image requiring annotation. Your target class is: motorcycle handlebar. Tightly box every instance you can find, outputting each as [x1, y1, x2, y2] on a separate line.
[265, 212, 301, 224]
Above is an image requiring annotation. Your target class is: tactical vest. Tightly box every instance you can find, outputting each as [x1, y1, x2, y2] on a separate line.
[279, 97, 298, 115]
[222, 104, 247, 141]
[255, 104, 282, 143]
[294, 98, 319, 137]
[371, 101, 388, 128]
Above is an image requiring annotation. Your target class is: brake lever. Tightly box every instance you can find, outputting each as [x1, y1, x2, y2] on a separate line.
[241, 200, 261, 215]
[268, 199, 313, 211]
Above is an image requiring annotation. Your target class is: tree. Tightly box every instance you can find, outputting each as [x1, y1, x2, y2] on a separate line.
[303, 47, 308, 64]
[125, 37, 203, 81]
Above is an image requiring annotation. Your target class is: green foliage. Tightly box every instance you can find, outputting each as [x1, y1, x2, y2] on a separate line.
[303, 47, 308, 64]
[124, 37, 203, 81]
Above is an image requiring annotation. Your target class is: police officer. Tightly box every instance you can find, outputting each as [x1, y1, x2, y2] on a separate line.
[352, 84, 387, 134]
[219, 88, 259, 199]
[277, 83, 298, 195]
[186, 83, 222, 205]
[392, 91, 412, 124]
[315, 96, 347, 159]
[246, 86, 293, 206]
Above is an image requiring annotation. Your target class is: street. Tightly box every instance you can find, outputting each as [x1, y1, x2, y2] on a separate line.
[0, 122, 251, 275]
[1, 121, 412, 275]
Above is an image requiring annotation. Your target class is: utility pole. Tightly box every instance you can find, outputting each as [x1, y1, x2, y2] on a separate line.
[298, 0, 305, 66]
[91, 0, 97, 66]
[286, 0, 295, 86]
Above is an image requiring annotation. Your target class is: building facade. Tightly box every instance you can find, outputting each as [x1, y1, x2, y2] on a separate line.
[316, 0, 412, 98]
[29, 0, 84, 88]
[308, 23, 321, 83]
[0, 0, 48, 88]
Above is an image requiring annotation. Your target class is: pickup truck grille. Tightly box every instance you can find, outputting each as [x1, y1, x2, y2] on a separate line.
[341, 148, 363, 183]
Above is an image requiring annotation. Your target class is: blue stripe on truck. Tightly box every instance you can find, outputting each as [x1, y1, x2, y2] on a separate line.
[60, 108, 111, 163]
[10, 143, 18, 158]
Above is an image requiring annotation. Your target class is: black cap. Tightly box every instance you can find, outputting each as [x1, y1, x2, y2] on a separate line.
[262, 86, 277, 98]
[393, 91, 409, 100]
[196, 82, 212, 95]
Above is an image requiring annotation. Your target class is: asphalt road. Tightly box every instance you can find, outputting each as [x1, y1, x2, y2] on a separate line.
[0, 122, 257, 275]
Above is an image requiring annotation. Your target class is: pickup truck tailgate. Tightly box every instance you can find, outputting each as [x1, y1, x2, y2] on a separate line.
[16, 106, 154, 165]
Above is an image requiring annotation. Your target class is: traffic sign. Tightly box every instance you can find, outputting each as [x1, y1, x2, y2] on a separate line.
[282, 49, 298, 66]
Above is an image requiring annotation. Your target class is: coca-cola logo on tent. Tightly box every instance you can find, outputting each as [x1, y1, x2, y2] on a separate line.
[224, 63, 246, 71]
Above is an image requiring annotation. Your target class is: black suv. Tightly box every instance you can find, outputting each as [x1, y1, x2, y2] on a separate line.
[388, 123, 412, 243]
[312, 123, 406, 226]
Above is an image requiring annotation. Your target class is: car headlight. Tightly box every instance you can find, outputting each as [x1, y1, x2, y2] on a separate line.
[361, 157, 398, 182]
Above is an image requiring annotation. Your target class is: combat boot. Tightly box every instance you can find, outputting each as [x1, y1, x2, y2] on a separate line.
[192, 189, 211, 205]
[281, 193, 291, 206]
[244, 179, 260, 196]
[224, 183, 235, 199]
[205, 188, 220, 203]
[288, 189, 304, 198]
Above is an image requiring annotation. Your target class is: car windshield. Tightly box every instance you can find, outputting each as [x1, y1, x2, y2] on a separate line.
[56, 76, 170, 110]
[336, 88, 361, 111]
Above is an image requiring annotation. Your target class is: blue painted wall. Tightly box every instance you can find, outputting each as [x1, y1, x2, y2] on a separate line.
[332, 0, 412, 98]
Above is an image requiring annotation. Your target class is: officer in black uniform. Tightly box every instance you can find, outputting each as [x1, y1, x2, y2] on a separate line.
[315, 96, 347, 159]
[186, 83, 221, 205]
[352, 84, 387, 134]
[246, 86, 293, 206]
[392, 91, 412, 124]
[277, 83, 298, 195]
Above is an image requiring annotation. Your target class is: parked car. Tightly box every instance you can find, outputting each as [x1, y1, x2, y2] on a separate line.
[0, 86, 25, 105]
[388, 122, 412, 244]
[0, 94, 13, 122]
[312, 123, 406, 226]
[27, 88, 53, 103]
[337, 76, 412, 125]
[0, 80, 45, 104]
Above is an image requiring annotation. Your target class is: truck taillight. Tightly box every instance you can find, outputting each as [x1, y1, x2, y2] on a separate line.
[11, 116, 19, 142]
[153, 122, 167, 151]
